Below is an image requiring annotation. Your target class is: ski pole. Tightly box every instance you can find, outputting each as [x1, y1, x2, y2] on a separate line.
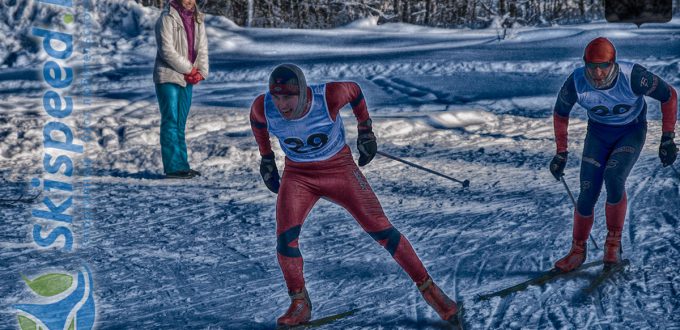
[559, 176, 577, 206]
[377, 150, 470, 188]
[670, 164, 680, 177]
[560, 176, 599, 250]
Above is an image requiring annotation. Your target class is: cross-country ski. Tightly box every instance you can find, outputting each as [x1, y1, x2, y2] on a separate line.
[282, 309, 359, 329]
[574, 259, 632, 301]
[477, 260, 605, 301]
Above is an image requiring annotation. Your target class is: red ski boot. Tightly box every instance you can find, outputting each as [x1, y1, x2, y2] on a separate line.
[418, 277, 458, 321]
[555, 239, 587, 272]
[603, 231, 622, 265]
[277, 288, 312, 327]
[604, 194, 626, 265]
[555, 211, 593, 272]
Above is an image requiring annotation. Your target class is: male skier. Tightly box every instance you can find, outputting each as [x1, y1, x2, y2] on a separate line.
[549, 37, 677, 272]
[250, 64, 459, 327]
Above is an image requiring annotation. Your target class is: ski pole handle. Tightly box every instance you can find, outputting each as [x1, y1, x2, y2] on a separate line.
[377, 150, 470, 187]
[560, 175, 599, 250]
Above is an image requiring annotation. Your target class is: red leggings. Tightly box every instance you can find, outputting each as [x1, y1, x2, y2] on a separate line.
[276, 146, 429, 292]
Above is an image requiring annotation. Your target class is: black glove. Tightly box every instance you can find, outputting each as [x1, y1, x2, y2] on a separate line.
[259, 154, 280, 193]
[357, 119, 377, 167]
[549, 151, 568, 181]
[659, 132, 678, 167]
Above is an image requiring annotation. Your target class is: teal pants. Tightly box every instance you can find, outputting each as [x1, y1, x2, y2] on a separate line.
[155, 83, 193, 174]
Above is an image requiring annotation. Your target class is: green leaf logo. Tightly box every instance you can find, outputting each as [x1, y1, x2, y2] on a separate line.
[17, 315, 41, 330]
[21, 273, 73, 297]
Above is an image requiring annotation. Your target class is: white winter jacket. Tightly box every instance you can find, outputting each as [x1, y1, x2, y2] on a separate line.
[153, 5, 209, 87]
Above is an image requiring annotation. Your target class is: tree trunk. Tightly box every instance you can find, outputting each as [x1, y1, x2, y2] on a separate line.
[425, 0, 432, 24]
[472, 0, 477, 27]
[246, 0, 253, 27]
[459, 0, 468, 26]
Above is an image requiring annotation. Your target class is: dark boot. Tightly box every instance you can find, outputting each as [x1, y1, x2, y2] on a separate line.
[165, 170, 197, 179]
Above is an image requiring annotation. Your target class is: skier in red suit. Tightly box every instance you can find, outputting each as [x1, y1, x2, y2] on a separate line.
[250, 64, 459, 327]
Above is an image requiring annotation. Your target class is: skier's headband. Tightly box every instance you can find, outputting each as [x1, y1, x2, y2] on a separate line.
[269, 65, 303, 96]
[269, 81, 300, 96]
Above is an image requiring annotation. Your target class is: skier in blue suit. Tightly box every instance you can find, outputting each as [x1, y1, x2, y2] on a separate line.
[549, 37, 677, 272]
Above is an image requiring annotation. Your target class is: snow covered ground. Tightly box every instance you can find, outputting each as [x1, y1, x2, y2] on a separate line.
[1, 1, 680, 329]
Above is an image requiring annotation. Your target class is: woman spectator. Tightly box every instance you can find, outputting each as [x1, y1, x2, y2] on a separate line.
[153, 0, 209, 178]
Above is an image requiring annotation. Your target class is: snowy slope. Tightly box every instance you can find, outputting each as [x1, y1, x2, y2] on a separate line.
[1, 1, 680, 329]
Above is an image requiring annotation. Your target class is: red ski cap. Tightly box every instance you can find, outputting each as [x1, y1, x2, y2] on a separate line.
[584, 37, 616, 63]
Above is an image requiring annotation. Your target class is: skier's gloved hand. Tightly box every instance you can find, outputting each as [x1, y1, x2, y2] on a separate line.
[659, 132, 678, 167]
[259, 154, 280, 193]
[549, 151, 568, 181]
[357, 119, 377, 167]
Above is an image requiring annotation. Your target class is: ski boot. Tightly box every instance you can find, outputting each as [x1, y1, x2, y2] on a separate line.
[418, 277, 458, 322]
[555, 239, 587, 272]
[555, 211, 593, 272]
[604, 194, 626, 267]
[277, 288, 312, 328]
[603, 231, 622, 267]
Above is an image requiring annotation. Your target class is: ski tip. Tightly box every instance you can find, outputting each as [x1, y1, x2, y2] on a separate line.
[476, 292, 506, 302]
[288, 308, 360, 329]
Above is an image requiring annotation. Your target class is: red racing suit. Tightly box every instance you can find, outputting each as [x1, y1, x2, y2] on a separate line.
[250, 82, 430, 292]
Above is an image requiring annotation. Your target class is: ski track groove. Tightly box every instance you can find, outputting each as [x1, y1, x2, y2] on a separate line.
[473, 252, 490, 287]
[485, 253, 519, 329]
[451, 254, 463, 301]
[627, 161, 658, 253]
[624, 160, 668, 328]
[591, 287, 609, 330]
